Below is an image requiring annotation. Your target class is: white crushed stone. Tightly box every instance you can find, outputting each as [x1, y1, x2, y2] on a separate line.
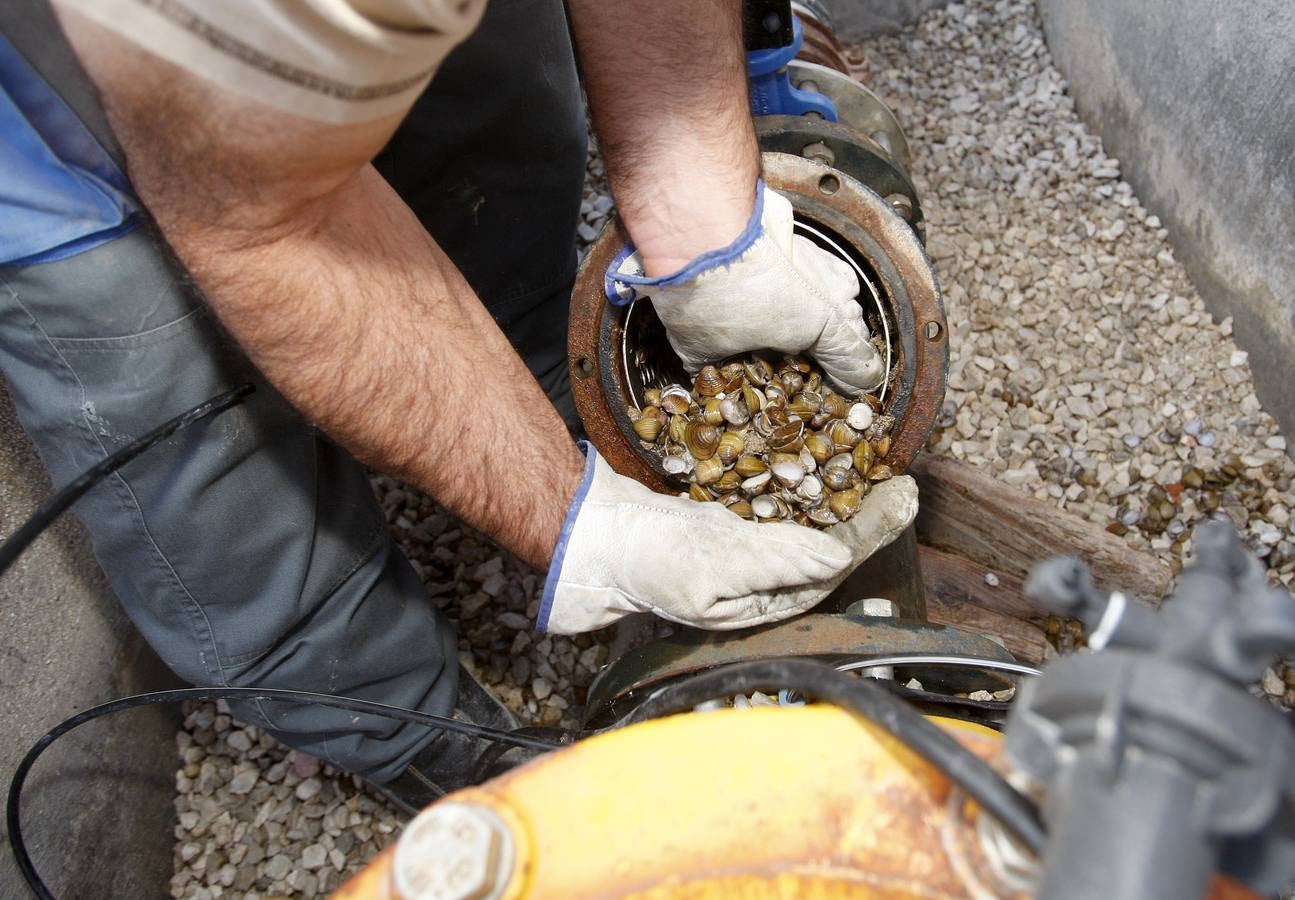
[172, 2, 1292, 895]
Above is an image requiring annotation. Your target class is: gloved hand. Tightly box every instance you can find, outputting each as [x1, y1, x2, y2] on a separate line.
[537, 444, 918, 635]
[605, 182, 886, 396]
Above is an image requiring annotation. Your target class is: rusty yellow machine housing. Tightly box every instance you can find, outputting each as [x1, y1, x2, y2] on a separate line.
[336, 707, 1256, 900]
[339, 707, 1016, 899]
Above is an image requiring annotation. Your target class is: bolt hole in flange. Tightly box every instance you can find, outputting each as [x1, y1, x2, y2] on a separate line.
[819, 174, 841, 195]
[924, 321, 944, 341]
[574, 357, 595, 379]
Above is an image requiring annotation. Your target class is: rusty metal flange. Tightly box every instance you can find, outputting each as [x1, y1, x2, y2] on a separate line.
[568, 151, 948, 495]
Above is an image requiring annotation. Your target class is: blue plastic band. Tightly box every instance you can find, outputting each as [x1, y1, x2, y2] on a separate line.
[536, 440, 598, 632]
[746, 19, 839, 121]
[602, 181, 766, 307]
[0, 34, 141, 266]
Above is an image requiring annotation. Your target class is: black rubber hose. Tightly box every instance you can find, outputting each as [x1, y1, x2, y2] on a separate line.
[0, 383, 255, 576]
[625, 657, 1047, 854]
[7, 686, 562, 900]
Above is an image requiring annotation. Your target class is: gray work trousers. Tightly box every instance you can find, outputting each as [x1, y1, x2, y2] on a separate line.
[0, 0, 586, 782]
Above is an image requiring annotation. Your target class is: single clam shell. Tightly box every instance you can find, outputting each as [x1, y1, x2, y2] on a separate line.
[714, 469, 743, 493]
[784, 356, 811, 373]
[807, 507, 840, 527]
[871, 434, 892, 458]
[668, 413, 689, 444]
[741, 385, 765, 414]
[822, 392, 851, 420]
[743, 358, 774, 386]
[804, 434, 831, 465]
[642, 387, 662, 408]
[822, 466, 855, 492]
[852, 440, 874, 475]
[741, 471, 772, 496]
[866, 463, 894, 483]
[763, 383, 787, 405]
[633, 406, 665, 442]
[734, 454, 768, 477]
[717, 431, 745, 466]
[660, 386, 692, 415]
[796, 474, 823, 502]
[799, 446, 817, 473]
[768, 420, 805, 452]
[806, 372, 823, 392]
[780, 370, 804, 395]
[771, 459, 805, 488]
[703, 398, 724, 426]
[846, 402, 874, 431]
[662, 451, 694, 475]
[751, 494, 791, 520]
[720, 395, 750, 426]
[633, 416, 663, 442]
[726, 499, 754, 519]
[753, 410, 776, 437]
[829, 487, 863, 520]
[828, 420, 862, 451]
[694, 455, 724, 485]
[688, 483, 714, 502]
[685, 420, 722, 460]
[694, 365, 726, 397]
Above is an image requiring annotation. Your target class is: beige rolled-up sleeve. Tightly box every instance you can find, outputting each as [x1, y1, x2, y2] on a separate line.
[56, 0, 487, 123]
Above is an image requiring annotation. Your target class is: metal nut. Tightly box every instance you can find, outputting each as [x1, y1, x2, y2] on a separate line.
[392, 801, 514, 900]
[801, 141, 836, 166]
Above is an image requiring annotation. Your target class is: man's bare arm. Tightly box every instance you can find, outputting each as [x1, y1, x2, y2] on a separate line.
[54, 8, 583, 570]
[567, 0, 761, 276]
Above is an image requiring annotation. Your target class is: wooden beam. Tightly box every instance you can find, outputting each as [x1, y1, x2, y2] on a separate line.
[909, 454, 1172, 605]
[920, 546, 1050, 664]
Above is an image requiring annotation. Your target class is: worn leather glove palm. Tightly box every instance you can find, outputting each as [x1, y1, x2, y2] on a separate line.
[605, 182, 886, 396]
[538, 444, 918, 635]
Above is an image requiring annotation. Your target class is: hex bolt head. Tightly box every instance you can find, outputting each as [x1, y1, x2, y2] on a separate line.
[884, 192, 914, 222]
[391, 801, 515, 900]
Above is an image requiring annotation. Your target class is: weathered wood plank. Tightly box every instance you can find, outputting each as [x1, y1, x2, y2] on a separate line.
[919, 545, 1043, 625]
[909, 453, 1172, 604]
[920, 546, 1050, 663]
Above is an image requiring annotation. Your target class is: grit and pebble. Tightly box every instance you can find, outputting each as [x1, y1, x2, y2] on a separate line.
[171, 1, 1291, 895]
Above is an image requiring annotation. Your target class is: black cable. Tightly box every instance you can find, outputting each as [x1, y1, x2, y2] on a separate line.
[0, 383, 255, 576]
[7, 687, 561, 900]
[624, 658, 1048, 854]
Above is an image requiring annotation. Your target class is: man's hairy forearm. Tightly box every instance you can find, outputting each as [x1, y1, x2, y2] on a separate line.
[568, 0, 761, 275]
[55, 5, 583, 570]
[187, 168, 583, 569]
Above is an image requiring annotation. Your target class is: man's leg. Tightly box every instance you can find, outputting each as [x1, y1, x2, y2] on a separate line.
[375, 0, 588, 428]
[0, 223, 461, 783]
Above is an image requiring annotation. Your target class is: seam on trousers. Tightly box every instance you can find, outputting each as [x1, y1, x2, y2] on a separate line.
[246, 492, 389, 763]
[0, 275, 228, 684]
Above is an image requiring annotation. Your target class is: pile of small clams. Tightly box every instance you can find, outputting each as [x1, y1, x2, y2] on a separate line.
[628, 354, 895, 529]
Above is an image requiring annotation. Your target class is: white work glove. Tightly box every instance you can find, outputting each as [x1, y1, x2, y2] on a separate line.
[605, 182, 886, 396]
[537, 444, 919, 635]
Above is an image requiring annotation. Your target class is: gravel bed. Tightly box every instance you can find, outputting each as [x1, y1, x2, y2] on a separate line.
[170, 2, 1291, 895]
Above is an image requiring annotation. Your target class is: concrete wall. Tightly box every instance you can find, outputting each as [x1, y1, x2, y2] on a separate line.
[0, 383, 177, 899]
[1037, 0, 1295, 440]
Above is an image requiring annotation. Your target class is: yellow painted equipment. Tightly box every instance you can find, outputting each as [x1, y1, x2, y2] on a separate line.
[339, 707, 1014, 899]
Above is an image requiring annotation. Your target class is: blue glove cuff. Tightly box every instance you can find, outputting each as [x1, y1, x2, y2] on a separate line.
[603, 180, 767, 306]
[536, 440, 598, 632]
